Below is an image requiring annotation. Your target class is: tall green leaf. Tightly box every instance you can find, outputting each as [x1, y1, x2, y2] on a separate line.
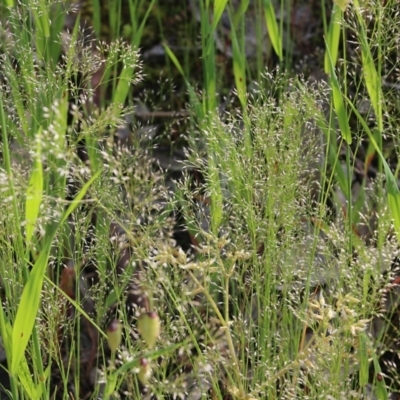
[11, 170, 102, 374]
[326, 44, 352, 144]
[324, 4, 342, 74]
[25, 128, 43, 245]
[262, 0, 282, 61]
[352, 0, 383, 130]
[205, 0, 228, 57]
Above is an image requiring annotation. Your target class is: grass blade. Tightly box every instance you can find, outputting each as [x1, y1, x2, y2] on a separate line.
[205, 0, 228, 57]
[25, 128, 43, 246]
[325, 44, 352, 144]
[353, 0, 383, 129]
[163, 43, 203, 119]
[324, 4, 342, 74]
[112, 0, 155, 105]
[262, 0, 282, 61]
[229, 17, 247, 109]
[11, 170, 101, 374]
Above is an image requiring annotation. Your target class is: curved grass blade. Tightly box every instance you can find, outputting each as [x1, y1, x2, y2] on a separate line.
[163, 43, 203, 119]
[11, 170, 102, 374]
[262, 0, 282, 61]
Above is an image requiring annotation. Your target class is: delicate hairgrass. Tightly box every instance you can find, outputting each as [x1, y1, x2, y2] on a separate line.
[1, 0, 400, 398]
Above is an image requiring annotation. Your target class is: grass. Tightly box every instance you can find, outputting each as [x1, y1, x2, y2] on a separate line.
[0, 0, 400, 398]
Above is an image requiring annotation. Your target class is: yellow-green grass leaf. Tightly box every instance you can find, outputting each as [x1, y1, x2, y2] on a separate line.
[324, 4, 342, 74]
[11, 170, 102, 374]
[32, 7, 50, 38]
[11, 245, 51, 374]
[18, 354, 44, 399]
[262, 0, 282, 61]
[333, 0, 350, 12]
[0, 315, 40, 398]
[25, 128, 43, 245]
[113, 65, 135, 105]
[54, 94, 68, 152]
[326, 45, 351, 144]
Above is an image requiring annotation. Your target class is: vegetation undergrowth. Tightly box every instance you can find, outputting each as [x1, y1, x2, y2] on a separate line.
[0, 0, 400, 399]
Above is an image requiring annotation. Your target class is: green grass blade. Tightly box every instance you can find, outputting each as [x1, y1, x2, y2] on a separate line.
[205, 0, 228, 57]
[112, 0, 155, 105]
[163, 43, 203, 119]
[352, 0, 382, 129]
[229, 14, 247, 109]
[262, 0, 282, 61]
[91, 0, 101, 39]
[325, 44, 352, 144]
[11, 245, 51, 374]
[25, 128, 43, 246]
[131, 0, 156, 48]
[60, 169, 102, 225]
[324, 4, 342, 74]
[11, 170, 101, 374]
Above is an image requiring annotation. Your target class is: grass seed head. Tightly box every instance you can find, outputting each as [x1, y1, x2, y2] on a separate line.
[107, 320, 123, 353]
[137, 311, 161, 349]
